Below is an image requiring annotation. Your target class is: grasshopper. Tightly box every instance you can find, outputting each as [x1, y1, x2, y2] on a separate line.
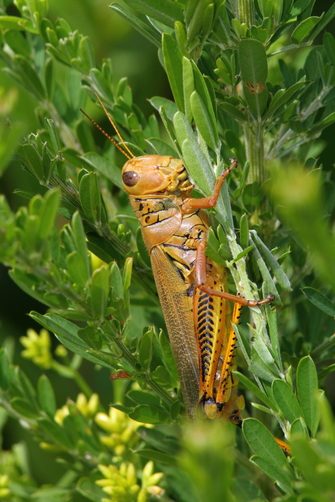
[81, 95, 277, 430]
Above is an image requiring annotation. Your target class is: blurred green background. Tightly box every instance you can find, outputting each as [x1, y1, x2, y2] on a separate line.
[1, 0, 335, 486]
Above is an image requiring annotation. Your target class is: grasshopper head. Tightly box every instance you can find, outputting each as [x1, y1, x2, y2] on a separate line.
[122, 155, 192, 196]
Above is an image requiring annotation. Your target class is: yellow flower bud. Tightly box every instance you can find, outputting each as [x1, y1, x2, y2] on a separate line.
[119, 462, 127, 477]
[126, 463, 137, 485]
[75, 393, 87, 415]
[137, 487, 147, 502]
[98, 464, 116, 479]
[147, 472, 164, 486]
[39, 442, 63, 452]
[142, 461, 154, 482]
[121, 426, 135, 443]
[87, 393, 99, 416]
[95, 412, 114, 433]
[100, 435, 116, 448]
[103, 485, 127, 496]
[55, 344, 68, 357]
[114, 444, 126, 456]
[95, 479, 111, 487]
[54, 405, 69, 425]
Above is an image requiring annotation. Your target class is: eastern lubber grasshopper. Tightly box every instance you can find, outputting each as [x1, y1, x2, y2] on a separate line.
[81, 93, 290, 452]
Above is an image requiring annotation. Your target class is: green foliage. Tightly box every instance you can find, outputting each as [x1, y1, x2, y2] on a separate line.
[1, 0, 335, 501]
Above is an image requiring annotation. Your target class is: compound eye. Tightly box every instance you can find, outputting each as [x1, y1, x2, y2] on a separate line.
[122, 171, 139, 187]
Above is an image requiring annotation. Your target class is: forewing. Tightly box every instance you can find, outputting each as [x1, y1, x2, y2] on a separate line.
[150, 245, 199, 418]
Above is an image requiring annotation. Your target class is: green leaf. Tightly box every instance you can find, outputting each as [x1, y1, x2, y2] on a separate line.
[10, 397, 39, 419]
[290, 417, 308, 437]
[78, 326, 102, 351]
[38, 189, 60, 241]
[162, 34, 184, 112]
[136, 425, 178, 455]
[250, 230, 291, 290]
[77, 477, 106, 502]
[249, 243, 280, 303]
[0, 16, 38, 33]
[250, 337, 280, 381]
[308, 3, 335, 41]
[66, 251, 89, 287]
[250, 456, 293, 494]
[182, 57, 194, 123]
[14, 55, 46, 100]
[272, 379, 303, 424]
[79, 36, 95, 71]
[173, 111, 210, 178]
[296, 356, 319, 436]
[110, 262, 124, 301]
[190, 90, 218, 151]
[225, 130, 246, 167]
[127, 390, 161, 407]
[18, 367, 37, 404]
[72, 212, 91, 279]
[192, 63, 217, 136]
[134, 448, 177, 465]
[149, 96, 178, 121]
[265, 79, 306, 119]
[110, 3, 161, 47]
[0, 349, 10, 390]
[151, 365, 172, 386]
[76, 120, 96, 155]
[138, 329, 153, 370]
[233, 371, 278, 411]
[129, 404, 170, 424]
[233, 244, 255, 262]
[146, 138, 178, 157]
[29, 312, 117, 369]
[289, 435, 329, 494]
[9, 269, 47, 306]
[89, 265, 110, 319]
[292, 16, 321, 43]
[239, 214, 249, 249]
[37, 375, 57, 417]
[4, 30, 31, 57]
[79, 172, 104, 223]
[323, 32, 335, 66]
[302, 287, 335, 317]
[159, 330, 178, 384]
[17, 144, 44, 181]
[318, 363, 335, 381]
[37, 417, 73, 448]
[219, 102, 246, 122]
[81, 153, 123, 189]
[239, 39, 268, 117]
[243, 419, 293, 490]
[206, 227, 226, 266]
[123, 0, 183, 28]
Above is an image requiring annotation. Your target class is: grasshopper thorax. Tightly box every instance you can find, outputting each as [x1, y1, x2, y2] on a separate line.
[122, 155, 193, 196]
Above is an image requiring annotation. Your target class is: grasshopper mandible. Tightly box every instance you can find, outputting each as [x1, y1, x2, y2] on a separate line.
[81, 93, 274, 422]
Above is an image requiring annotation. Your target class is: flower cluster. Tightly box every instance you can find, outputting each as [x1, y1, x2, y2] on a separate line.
[95, 407, 143, 458]
[54, 393, 100, 425]
[96, 461, 164, 502]
[20, 328, 53, 369]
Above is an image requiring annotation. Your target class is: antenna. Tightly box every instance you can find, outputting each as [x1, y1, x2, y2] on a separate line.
[80, 89, 135, 160]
